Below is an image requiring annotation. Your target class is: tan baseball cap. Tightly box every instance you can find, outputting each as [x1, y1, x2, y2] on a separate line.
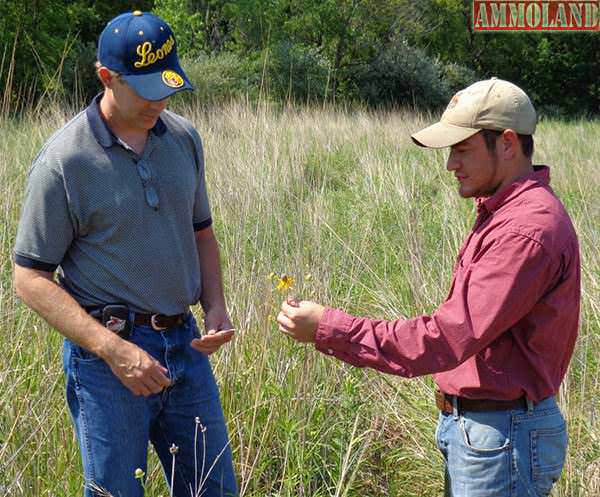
[411, 78, 537, 149]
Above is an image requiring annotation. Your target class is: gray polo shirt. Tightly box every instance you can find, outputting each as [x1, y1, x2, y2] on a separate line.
[14, 95, 212, 315]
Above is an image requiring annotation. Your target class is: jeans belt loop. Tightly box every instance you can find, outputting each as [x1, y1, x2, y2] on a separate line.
[452, 395, 459, 419]
[526, 397, 534, 414]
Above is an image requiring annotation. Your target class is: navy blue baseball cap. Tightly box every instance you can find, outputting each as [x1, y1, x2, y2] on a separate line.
[97, 11, 193, 101]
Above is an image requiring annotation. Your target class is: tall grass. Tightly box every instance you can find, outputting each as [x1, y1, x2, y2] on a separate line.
[0, 101, 598, 496]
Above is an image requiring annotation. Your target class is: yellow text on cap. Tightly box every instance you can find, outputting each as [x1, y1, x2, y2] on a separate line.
[133, 10, 143, 16]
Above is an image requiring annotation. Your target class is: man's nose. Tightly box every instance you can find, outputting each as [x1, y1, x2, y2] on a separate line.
[446, 151, 459, 171]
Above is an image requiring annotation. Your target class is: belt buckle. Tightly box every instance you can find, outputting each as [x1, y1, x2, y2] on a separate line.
[150, 314, 168, 331]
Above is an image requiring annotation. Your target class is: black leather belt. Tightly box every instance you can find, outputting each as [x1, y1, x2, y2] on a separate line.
[86, 305, 187, 332]
[133, 312, 187, 330]
[435, 390, 528, 413]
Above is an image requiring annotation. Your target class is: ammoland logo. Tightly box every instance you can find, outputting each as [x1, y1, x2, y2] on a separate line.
[473, 1, 599, 31]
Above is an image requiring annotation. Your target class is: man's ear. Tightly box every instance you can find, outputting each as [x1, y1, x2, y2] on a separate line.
[500, 129, 520, 160]
[97, 67, 115, 88]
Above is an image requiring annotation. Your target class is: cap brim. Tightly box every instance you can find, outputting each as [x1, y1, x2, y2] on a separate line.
[411, 122, 480, 149]
[121, 67, 193, 101]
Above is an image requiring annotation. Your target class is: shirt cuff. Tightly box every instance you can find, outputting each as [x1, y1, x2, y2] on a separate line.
[14, 253, 58, 272]
[193, 217, 213, 232]
[315, 307, 360, 363]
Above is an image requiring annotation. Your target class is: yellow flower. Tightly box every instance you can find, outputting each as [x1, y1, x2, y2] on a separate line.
[275, 275, 294, 291]
[134, 468, 145, 479]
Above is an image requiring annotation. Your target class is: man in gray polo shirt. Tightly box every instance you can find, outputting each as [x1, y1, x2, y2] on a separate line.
[13, 11, 237, 497]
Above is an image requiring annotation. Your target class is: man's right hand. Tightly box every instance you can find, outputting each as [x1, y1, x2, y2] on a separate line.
[13, 266, 171, 397]
[100, 337, 171, 397]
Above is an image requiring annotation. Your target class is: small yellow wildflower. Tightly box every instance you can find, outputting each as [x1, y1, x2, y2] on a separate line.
[275, 275, 294, 291]
[134, 468, 145, 479]
[304, 273, 312, 281]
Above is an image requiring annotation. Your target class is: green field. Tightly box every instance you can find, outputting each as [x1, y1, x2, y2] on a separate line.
[0, 102, 598, 496]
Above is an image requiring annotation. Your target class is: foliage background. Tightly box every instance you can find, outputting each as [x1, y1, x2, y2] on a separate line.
[0, 0, 599, 114]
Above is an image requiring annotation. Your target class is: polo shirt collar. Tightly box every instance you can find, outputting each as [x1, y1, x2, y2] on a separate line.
[477, 165, 551, 215]
[86, 92, 167, 149]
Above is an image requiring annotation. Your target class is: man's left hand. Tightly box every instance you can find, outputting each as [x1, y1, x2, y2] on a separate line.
[191, 308, 235, 355]
[277, 298, 325, 343]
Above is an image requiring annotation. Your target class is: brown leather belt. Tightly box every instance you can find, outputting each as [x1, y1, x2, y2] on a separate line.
[133, 312, 187, 331]
[435, 390, 528, 413]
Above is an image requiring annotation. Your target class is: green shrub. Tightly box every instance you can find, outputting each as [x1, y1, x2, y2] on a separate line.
[268, 41, 332, 103]
[179, 52, 264, 105]
[355, 39, 450, 109]
[153, 0, 204, 59]
[440, 61, 479, 96]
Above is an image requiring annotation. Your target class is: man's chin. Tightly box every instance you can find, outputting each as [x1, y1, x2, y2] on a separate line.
[458, 186, 475, 198]
[140, 116, 160, 129]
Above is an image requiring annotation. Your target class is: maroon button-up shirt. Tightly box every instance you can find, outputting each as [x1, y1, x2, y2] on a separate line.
[315, 166, 580, 402]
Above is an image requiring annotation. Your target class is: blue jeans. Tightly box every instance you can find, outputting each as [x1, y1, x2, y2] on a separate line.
[63, 314, 237, 497]
[436, 396, 567, 497]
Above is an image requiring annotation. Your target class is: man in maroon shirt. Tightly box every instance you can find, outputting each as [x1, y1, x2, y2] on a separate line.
[277, 78, 580, 496]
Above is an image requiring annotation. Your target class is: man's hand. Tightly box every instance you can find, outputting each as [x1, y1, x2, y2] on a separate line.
[100, 337, 171, 397]
[277, 298, 325, 343]
[191, 307, 235, 355]
[13, 265, 171, 397]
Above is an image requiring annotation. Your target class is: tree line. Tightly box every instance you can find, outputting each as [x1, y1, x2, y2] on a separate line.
[1, 0, 598, 115]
